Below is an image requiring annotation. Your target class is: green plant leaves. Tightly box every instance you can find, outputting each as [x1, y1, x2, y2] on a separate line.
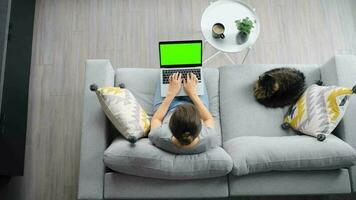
[235, 17, 254, 34]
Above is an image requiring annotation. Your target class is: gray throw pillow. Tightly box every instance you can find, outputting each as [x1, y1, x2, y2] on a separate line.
[104, 137, 233, 180]
[224, 135, 356, 176]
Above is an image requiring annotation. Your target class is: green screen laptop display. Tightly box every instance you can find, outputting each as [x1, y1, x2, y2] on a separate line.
[159, 41, 202, 67]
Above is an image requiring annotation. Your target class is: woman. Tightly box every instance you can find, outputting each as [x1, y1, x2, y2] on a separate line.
[148, 72, 218, 154]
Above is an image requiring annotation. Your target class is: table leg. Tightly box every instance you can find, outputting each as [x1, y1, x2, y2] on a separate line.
[203, 50, 221, 64]
[223, 53, 236, 64]
[242, 46, 252, 64]
[203, 40, 208, 50]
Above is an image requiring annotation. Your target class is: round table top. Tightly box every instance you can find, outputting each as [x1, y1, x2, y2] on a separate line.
[201, 0, 260, 53]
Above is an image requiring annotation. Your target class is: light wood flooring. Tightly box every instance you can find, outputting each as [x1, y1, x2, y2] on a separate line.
[1, 0, 356, 199]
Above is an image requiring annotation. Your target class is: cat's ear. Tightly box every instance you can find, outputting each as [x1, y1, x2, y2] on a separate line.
[261, 74, 274, 81]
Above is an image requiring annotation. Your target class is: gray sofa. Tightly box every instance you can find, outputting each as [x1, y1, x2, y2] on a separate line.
[78, 55, 356, 199]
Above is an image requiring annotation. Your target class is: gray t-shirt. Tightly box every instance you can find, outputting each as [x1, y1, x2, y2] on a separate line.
[148, 113, 219, 155]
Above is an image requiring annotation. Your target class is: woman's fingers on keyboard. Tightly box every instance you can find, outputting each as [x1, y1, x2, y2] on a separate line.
[190, 72, 196, 81]
[169, 74, 173, 82]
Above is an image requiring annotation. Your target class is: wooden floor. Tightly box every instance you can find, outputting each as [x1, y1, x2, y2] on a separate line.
[1, 0, 356, 199]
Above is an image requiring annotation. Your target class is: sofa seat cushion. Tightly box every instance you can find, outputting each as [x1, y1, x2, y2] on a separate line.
[104, 137, 233, 180]
[223, 135, 356, 176]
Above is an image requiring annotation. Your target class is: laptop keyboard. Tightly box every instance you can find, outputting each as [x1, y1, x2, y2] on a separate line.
[162, 69, 201, 84]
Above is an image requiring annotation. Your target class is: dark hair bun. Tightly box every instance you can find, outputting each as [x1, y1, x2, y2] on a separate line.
[180, 132, 194, 145]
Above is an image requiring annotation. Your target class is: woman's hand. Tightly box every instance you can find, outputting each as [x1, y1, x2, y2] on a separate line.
[183, 72, 198, 97]
[167, 72, 182, 97]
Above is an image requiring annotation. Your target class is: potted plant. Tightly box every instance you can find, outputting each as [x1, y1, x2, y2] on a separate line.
[235, 17, 254, 44]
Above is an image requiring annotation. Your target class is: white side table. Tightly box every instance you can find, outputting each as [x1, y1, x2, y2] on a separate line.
[201, 0, 260, 64]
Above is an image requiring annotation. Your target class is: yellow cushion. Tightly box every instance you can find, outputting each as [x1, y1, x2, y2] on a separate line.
[283, 84, 354, 141]
[95, 86, 150, 143]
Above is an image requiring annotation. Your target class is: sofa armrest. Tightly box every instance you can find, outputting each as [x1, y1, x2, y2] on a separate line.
[78, 60, 115, 200]
[320, 55, 356, 192]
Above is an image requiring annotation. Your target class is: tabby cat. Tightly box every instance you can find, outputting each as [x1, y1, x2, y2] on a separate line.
[253, 68, 306, 108]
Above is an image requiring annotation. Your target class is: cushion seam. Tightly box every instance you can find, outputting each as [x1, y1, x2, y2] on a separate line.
[106, 165, 229, 174]
[104, 154, 231, 162]
[240, 155, 356, 167]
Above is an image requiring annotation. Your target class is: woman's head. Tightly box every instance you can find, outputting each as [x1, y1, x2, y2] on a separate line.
[169, 104, 202, 145]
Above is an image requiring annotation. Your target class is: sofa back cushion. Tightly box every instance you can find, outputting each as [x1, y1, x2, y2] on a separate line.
[115, 68, 222, 145]
[219, 64, 320, 142]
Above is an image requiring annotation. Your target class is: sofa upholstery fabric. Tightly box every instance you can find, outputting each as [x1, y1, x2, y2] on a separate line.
[104, 172, 229, 199]
[224, 134, 356, 176]
[78, 60, 115, 200]
[104, 137, 233, 180]
[228, 169, 351, 196]
[219, 64, 320, 142]
[320, 55, 356, 192]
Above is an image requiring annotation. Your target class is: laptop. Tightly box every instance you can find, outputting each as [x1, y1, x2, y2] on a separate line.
[159, 40, 204, 97]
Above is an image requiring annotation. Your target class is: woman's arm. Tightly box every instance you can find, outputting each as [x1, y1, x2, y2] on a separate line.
[183, 73, 215, 128]
[150, 73, 182, 130]
[189, 93, 215, 128]
[150, 94, 174, 129]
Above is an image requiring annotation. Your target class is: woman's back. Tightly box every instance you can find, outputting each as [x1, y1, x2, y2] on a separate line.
[149, 112, 219, 154]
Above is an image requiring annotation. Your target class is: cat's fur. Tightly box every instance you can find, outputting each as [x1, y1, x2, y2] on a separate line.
[253, 68, 306, 108]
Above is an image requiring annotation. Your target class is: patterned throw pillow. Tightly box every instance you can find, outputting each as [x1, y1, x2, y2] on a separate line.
[283, 84, 355, 141]
[92, 85, 150, 143]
